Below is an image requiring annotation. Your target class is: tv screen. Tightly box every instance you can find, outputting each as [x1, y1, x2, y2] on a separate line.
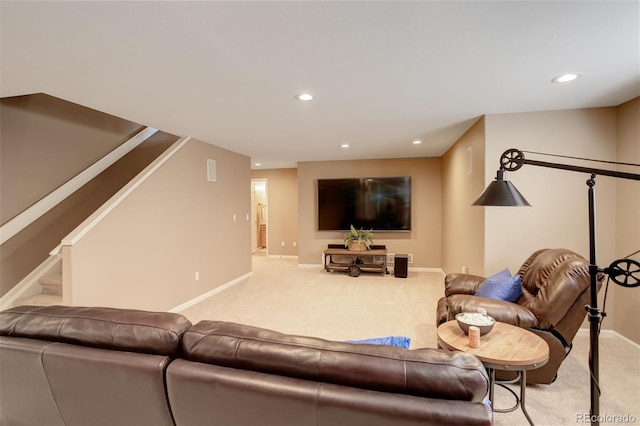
[317, 177, 411, 231]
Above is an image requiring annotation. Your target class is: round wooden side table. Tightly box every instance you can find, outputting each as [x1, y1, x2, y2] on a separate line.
[437, 320, 549, 426]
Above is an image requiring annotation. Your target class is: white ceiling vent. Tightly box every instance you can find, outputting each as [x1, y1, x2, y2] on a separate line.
[207, 159, 216, 182]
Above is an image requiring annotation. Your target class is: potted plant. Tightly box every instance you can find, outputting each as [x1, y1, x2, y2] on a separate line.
[344, 225, 374, 251]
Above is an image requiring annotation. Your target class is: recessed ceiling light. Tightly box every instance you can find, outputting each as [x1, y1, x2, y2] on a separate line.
[552, 73, 582, 83]
[340, 144, 350, 149]
[296, 93, 315, 101]
[412, 140, 422, 145]
[254, 162, 261, 167]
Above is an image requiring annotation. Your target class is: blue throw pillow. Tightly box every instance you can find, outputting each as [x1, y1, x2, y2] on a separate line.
[347, 336, 411, 349]
[475, 268, 523, 303]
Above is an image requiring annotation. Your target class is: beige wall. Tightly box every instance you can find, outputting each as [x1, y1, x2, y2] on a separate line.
[64, 139, 251, 311]
[441, 117, 485, 275]
[612, 97, 640, 343]
[251, 168, 299, 256]
[483, 108, 618, 275]
[297, 158, 442, 267]
[0, 94, 143, 224]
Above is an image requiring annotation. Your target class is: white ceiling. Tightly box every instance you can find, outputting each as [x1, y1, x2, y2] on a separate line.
[1, 1, 638, 169]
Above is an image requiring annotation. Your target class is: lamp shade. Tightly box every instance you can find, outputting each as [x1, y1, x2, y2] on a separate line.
[472, 170, 531, 206]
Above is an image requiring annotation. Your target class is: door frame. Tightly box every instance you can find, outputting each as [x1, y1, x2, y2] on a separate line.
[250, 178, 268, 255]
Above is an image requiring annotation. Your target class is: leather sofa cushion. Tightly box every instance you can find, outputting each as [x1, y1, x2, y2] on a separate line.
[0, 305, 192, 357]
[182, 321, 490, 402]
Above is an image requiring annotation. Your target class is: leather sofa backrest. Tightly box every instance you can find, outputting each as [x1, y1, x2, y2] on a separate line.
[517, 248, 591, 328]
[182, 320, 490, 402]
[518, 248, 584, 295]
[0, 305, 192, 356]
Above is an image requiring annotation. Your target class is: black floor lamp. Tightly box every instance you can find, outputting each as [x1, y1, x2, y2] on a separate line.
[472, 149, 640, 426]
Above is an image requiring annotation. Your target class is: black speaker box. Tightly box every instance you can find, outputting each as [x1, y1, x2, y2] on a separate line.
[394, 254, 408, 278]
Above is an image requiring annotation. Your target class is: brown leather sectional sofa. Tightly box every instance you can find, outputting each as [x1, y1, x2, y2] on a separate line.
[0, 305, 493, 426]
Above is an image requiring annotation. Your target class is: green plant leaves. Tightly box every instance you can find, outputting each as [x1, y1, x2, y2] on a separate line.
[344, 225, 374, 248]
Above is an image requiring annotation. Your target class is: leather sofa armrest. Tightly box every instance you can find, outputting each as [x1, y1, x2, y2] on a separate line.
[446, 294, 539, 329]
[436, 297, 450, 326]
[444, 273, 486, 297]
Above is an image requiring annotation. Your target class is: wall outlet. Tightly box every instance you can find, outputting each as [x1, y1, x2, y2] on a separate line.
[195, 272, 200, 281]
[232, 214, 237, 222]
[293, 241, 297, 247]
[281, 241, 285, 247]
[462, 266, 468, 274]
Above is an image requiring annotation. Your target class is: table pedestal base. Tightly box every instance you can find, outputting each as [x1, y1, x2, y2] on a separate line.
[488, 368, 535, 426]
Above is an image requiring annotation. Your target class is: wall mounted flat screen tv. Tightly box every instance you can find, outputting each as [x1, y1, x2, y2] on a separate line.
[317, 177, 411, 231]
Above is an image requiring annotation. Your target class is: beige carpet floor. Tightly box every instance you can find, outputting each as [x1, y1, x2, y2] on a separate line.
[180, 255, 640, 426]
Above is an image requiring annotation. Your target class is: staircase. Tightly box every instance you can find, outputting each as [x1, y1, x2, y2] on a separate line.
[14, 274, 63, 307]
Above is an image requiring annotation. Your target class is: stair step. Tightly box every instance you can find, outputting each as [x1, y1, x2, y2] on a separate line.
[39, 274, 62, 296]
[14, 293, 63, 307]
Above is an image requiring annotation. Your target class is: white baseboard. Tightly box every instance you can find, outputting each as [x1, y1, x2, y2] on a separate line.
[298, 263, 323, 268]
[408, 267, 445, 274]
[169, 272, 252, 313]
[576, 327, 640, 350]
[266, 255, 299, 260]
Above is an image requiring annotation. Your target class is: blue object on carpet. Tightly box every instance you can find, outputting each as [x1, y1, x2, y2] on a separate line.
[482, 396, 492, 408]
[346, 336, 411, 349]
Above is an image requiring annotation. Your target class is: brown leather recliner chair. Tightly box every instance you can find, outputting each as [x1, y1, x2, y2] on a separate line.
[436, 248, 602, 384]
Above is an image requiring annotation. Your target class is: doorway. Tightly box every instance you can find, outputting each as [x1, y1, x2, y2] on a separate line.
[250, 179, 267, 255]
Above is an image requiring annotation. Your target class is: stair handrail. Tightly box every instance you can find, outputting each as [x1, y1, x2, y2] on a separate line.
[0, 127, 158, 245]
[50, 136, 191, 256]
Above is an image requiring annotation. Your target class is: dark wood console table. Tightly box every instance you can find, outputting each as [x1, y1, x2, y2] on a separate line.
[323, 248, 388, 275]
